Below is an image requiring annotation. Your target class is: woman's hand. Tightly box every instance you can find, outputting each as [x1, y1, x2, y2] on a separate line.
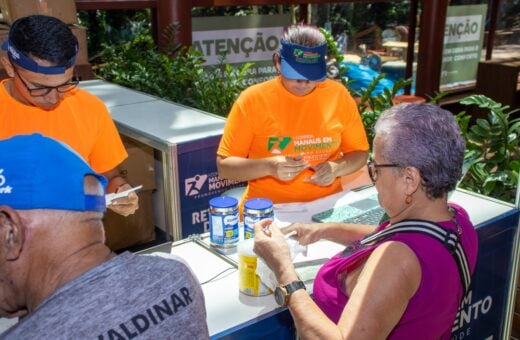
[269, 155, 309, 182]
[281, 223, 323, 245]
[254, 220, 299, 284]
[305, 161, 337, 186]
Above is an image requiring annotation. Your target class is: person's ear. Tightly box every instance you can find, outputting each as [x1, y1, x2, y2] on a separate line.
[0, 206, 25, 261]
[272, 53, 281, 74]
[403, 166, 421, 195]
[0, 57, 15, 78]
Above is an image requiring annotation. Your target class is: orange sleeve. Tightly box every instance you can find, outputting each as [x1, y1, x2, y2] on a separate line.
[88, 99, 128, 173]
[217, 96, 254, 158]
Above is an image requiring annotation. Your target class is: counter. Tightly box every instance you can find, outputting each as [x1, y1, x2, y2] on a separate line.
[142, 186, 520, 339]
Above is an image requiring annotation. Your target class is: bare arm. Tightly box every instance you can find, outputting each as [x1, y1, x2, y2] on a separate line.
[254, 221, 420, 340]
[307, 151, 369, 186]
[282, 222, 376, 246]
[290, 242, 420, 339]
[216, 155, 309, 182]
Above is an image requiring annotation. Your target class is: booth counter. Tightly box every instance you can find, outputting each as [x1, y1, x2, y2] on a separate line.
[79, 80, 243, 241]
[142, 186, 520, 339]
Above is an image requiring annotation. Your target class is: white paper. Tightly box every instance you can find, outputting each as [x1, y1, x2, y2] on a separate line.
[105, 185, 143, 206]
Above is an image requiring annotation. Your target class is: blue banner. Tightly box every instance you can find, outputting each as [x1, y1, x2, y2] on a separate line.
[177, 135, 245, 238]
[451, 209, 520, 339]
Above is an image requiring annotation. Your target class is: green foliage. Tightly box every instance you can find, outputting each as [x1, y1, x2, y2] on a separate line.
[192, 5, 291, 16]
[97, 33, 251, 117]
[355, 76, 412, 146]
[355, 88, 518, 204]
[77, 9, 150, 62]
[192, 59, 254, 118]
[456, 95, 520, 203]
[319, 28, 348, 87]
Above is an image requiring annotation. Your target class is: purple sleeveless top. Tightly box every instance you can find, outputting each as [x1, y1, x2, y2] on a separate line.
[313, 204, 478, 339]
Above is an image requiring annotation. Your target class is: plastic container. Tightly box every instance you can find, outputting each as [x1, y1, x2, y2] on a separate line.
[243, 198, 274, 239]
[209, 196, 239, 249]
[237, 238, 273, 296]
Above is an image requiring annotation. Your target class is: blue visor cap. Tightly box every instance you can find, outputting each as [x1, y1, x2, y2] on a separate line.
[1, 39, 77, 75]
[0, 134, 107, 212]
[280, 40, 327, 82]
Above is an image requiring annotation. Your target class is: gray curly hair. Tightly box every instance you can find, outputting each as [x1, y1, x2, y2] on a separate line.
[374, 103, 465, 199]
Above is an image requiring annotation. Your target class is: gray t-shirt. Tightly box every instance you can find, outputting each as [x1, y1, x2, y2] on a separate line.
[0, 252, 209, 339]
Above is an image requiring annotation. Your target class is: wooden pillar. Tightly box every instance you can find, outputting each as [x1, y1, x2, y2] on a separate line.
[415, 0, 448, 98]
[150, 8, 159, 44]
[298, 4, 308, 23]
[404, 0, 419, 94]
[157, 0, 193, 49]
[486, 0, 501, 60]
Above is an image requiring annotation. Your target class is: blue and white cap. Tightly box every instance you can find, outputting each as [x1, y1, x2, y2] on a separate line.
[0, 134, 107, 212]
[279, 40, 327, 82]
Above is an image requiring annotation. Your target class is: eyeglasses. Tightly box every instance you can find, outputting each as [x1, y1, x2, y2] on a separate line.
[13, 67, 78, 97]
[367, 159, 401, 183]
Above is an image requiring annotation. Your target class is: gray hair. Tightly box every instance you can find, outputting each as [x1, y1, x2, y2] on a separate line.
[374, 103, 465, 198]
[282, 24, 326, 47]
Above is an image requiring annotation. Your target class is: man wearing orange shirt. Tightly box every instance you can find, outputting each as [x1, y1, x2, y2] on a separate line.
[217, 24, 369, 209]
[0, 15, 137, 216]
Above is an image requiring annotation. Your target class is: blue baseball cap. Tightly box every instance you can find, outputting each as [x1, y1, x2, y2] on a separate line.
[279, 40, 327, 82]
[1, 38, 78, 75]
[0, 134, 107, 212]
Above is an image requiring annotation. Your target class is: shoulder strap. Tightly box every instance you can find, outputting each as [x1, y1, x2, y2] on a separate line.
[359, 220, 471, 294]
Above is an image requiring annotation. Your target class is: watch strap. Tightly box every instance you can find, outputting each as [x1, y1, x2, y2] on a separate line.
[284, 280, 306, 294]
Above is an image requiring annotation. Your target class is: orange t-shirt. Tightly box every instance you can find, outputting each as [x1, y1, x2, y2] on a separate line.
[0, 79, 127, 173]
[218, 77, 369, 205]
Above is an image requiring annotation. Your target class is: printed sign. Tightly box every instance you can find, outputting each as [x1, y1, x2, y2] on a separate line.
[177, 135, 244, 238]
[192, 14, 291, 85]
[451, 210, 519, 339]
[440, 4, 487, 87]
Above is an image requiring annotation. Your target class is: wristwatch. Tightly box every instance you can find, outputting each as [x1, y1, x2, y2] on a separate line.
[274, 280, 306, 306]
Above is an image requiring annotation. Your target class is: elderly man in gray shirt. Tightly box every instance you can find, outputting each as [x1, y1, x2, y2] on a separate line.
[0, 134, 209, 339]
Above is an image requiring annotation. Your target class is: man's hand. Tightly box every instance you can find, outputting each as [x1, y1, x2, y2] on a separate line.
[0, 307, 28, 319]
[107, 183, 139, 216]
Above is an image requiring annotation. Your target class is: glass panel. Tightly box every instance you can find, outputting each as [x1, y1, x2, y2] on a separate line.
[310, 2, 416, 96]
[492, 1, 520, 61]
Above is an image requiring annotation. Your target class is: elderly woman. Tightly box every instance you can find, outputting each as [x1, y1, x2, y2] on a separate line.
[217, 24, 369, 211]
[254, 103, 478, 339]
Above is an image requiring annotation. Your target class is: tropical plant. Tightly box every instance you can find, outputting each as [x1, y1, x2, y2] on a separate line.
[354, 75, 412, 146]
[97, 30, 251, 117]
[320, 27, 348, 87]
[456, 95, 520, 203]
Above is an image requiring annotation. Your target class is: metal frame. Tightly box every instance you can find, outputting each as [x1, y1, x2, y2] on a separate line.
[504, 173, 520, 339]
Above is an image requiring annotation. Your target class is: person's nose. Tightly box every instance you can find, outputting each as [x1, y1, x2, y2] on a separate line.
[43, 88, 62, 105]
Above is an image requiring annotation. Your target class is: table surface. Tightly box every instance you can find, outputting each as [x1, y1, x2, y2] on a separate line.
[79, 79, 226, 146]
[158, 186, 516, 336]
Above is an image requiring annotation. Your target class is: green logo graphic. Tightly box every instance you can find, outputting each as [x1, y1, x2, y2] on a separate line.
[293, 48, 304, 57]
[268, 137, 291, 152]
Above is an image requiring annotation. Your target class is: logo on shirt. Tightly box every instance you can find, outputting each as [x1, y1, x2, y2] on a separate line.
[268, 137, 291, 154]
[0, 169, 13, 194]
[185, 174, 208, 196]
